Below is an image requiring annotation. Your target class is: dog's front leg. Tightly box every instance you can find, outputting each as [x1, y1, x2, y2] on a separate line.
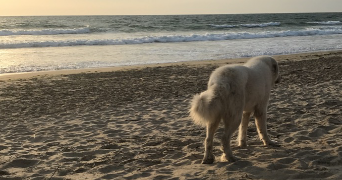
[202, 120, 220, 164]
[254, 110, 279, 147]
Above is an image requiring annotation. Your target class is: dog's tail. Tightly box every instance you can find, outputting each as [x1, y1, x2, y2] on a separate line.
[189, 84, 225, 127]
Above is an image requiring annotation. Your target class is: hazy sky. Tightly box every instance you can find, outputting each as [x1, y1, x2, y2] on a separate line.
[1, 0, 342, 16]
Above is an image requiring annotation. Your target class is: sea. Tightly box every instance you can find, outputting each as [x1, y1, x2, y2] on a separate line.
[1, 13, 342, 74]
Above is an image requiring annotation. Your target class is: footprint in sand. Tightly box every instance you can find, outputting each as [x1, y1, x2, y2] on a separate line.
[3, 158, 40, 169]
[308, 128, 328, 138]
[0, 145, 8, 151]
[276, 157, 297, 164]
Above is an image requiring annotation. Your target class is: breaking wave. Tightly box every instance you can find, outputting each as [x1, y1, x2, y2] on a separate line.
[210, 22, 281, 28]
[0, 27, 91, 36]
[2, 27, 342, 49]
[307, 21, 341, 25]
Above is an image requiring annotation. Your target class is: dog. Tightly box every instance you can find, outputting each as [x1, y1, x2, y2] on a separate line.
[190, 56, 280, 164]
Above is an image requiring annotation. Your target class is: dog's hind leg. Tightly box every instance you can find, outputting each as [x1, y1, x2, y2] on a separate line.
[254, 109, 279, 147]
[221, 113, 242, 162]
[202, 118, 220, 164]
[238, 112, 251, 148]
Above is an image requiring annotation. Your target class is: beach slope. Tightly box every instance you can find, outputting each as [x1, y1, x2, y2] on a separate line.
[0, 51, 342, 179]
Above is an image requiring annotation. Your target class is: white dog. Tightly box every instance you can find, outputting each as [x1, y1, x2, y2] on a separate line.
[190, 56, 280, 164]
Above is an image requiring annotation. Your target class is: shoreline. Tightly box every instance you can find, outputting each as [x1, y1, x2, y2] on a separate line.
[1, 49, 342, 81]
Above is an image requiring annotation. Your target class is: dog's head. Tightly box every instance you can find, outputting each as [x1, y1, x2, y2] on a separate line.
[259, 56, 281, 85]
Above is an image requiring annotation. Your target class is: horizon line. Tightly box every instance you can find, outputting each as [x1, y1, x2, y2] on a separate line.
[0, 11, 341, 17]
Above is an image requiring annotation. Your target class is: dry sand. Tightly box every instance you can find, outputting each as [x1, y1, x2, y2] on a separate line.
[0, 51, 342, 180]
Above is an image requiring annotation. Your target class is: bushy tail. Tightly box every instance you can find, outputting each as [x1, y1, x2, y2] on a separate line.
[189, 84, 223, 127]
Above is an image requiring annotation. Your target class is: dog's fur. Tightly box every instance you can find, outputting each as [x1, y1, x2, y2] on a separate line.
[190, 56, 280, 164]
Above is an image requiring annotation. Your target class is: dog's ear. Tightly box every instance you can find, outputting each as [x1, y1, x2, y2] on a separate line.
[272, 64, 278, 74]
[273, 62, 281, 84]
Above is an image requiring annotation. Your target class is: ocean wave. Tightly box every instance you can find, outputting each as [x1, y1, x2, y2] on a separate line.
[240, 22, 281, 28]
[2, 27, 342, 49]
[307, 21, 341, 25]
[209, 24, 238, 28]
[210, 22, 281, 28]
[0, 27, 91, 36]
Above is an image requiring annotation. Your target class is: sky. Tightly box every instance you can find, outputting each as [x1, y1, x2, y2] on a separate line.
[0, 0, 342, 16]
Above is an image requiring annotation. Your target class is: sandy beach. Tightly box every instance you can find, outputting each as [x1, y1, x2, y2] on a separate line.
[1, 51, 342, 180]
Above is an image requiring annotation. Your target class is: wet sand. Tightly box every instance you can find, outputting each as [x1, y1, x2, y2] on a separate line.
[0, 51, 342, 179]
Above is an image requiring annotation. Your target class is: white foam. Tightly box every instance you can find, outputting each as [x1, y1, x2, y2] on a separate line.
[2, 26, 342, 49]
[209, 24, 238, 28]
[0, 27, 91, 36]
[2, 34, 342, 74]
[240, 22, 281, 28]
[307, 21, 341, 25]
[210, 22, 281, 28]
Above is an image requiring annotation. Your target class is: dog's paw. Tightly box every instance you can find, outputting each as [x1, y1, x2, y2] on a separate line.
[202, 157, 215, 164]
[221, 154, 237, 163]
